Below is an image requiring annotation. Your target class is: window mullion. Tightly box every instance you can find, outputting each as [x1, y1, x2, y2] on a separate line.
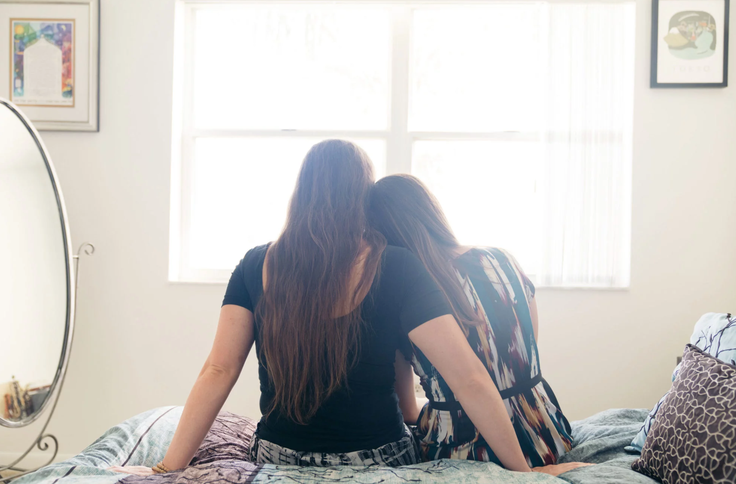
[387, 6, 412, 175]
[178, 4, 198, 280]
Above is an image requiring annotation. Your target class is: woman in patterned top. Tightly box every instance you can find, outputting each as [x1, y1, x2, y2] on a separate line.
[368, 174, 586, 470]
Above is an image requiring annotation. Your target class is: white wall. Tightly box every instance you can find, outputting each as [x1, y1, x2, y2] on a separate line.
[1, 0, 735, 457]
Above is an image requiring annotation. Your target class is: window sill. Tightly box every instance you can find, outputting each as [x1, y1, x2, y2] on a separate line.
[536, 285, 630, 291]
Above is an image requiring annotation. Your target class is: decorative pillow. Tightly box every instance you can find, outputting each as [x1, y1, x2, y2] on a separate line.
[628, 313, 736, 453]
[188, 411, 256, 465]
[631, 345, 736, 483]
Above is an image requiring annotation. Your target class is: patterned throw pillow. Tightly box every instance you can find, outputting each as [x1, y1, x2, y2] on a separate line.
[631, 345, 736, 483]
[628, 313, 736, 452]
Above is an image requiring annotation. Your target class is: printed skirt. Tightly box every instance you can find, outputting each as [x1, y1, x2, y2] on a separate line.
[248, 424, 420, 467]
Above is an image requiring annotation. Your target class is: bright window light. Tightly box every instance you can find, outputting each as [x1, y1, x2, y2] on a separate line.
[410, 6, 543, 132]
[412, 140, 542, 273]
[172, 1, 635, 287]
[193, 6, 391, 130]
[189, 138, 386, 271]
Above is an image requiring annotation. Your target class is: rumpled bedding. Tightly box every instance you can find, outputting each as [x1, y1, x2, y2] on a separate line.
[13, 407, 656, 484]
[557, 409, 659, 484]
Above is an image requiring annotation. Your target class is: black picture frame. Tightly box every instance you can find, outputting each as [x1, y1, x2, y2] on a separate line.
[651, 0, 729, 88]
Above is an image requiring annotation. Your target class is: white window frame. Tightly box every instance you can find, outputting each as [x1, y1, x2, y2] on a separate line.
[169, 0, 631, 286]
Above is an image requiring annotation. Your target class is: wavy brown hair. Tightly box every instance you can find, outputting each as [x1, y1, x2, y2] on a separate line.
[257, 140, 386, 425]
[367, 174, 481, 326]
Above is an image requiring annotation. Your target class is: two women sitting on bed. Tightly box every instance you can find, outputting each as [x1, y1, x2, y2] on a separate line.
[112, 140, 591, 477]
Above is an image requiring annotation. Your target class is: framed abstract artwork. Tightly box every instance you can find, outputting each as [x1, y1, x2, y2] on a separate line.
[651, 0, 729, 87]
[0, 0, 99, 130]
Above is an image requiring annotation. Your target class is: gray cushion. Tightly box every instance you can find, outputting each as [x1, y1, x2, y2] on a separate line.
[631, 345, 736, 484]
[628, 313, 736, 453]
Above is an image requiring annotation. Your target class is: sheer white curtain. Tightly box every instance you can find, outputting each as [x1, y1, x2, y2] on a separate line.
[538, 2, 635, 287]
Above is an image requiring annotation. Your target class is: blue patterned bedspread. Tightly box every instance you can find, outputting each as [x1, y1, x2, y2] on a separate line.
[13, 407, 656, 484]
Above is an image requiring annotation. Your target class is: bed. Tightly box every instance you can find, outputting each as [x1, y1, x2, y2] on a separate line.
[13, 407, 657, 484]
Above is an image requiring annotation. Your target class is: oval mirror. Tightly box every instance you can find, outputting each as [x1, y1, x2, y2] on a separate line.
[0, 99, 73, 428]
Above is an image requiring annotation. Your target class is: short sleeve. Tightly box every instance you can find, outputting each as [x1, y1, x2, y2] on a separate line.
[222, 258, 253, 311]
[398, 250, 453, 334]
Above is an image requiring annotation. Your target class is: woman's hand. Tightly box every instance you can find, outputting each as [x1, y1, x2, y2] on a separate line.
[532, 462, 594, 476]
[107, 466, 156, 476]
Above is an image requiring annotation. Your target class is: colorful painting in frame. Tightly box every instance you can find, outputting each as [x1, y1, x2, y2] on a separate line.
[651, 0, 730, 87]
[11, 19, 75, 107]
[0, 0, 98, 131]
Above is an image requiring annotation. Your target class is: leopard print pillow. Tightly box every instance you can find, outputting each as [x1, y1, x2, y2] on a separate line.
[629, 313, 736, 453]
[631, 345, 736, 483]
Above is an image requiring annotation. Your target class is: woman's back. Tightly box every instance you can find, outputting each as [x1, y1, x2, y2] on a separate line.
[115, 146, 588, 477]
[412, 247, 573, 466]
[223, 244, 451, 454]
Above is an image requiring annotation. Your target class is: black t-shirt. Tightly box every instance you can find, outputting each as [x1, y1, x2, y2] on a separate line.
[222, 244, 452, 453]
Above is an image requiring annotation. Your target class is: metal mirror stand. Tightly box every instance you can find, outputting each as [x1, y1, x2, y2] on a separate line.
[0, 243, 94, 483]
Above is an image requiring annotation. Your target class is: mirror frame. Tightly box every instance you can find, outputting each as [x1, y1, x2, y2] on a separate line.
[0, 98, 75, 428]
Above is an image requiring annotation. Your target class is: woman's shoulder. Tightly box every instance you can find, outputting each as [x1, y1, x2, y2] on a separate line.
[382, 244, 412, 259]
[235, 243, 271, 275]
[460, 246, 515, 263]
[460, 247, 534, 293]
[381, 245, 419, 267]
[456, 246, 526, 274]
[243, 243, 271, 261]
[380, 245, 445, 290]
[484, 247, 525, 271]
[223, 243, 271, 310]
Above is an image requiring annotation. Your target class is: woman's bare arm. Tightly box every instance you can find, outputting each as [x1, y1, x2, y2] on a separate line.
[110, 305, 254, 475]
[408, 315, 591, 476]
[408, 315, 532, 472]
[161, 305, 255, 469]
[394, 350, 421, 425]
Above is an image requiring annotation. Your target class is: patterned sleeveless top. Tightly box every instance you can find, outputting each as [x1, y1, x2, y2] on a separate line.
[411, 247, 573, 467]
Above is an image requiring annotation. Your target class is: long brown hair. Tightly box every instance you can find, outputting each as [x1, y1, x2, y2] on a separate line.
[257, 140, 386, 425]
[367, 174, 480, 326]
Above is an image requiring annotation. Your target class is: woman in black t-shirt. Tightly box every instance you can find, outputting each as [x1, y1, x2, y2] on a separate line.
[112, 140, 569, 475]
